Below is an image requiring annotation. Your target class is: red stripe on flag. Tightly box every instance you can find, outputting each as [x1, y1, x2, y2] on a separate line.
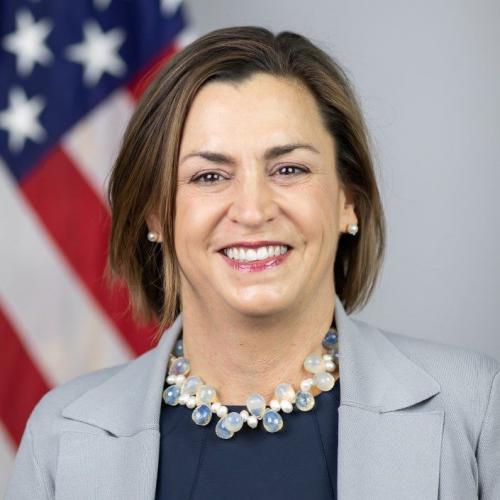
[127, 42, 179, 100]
[20, 147, 158, 354]
[0, 303, 50, 444]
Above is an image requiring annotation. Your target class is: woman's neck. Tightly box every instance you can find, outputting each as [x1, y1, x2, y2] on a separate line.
[179, 297, 337, 406]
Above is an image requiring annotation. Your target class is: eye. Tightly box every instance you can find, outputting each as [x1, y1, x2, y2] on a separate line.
[276, 165, 308, 176]
[191, 171, 226, 184]
[190, 165, 308, 184]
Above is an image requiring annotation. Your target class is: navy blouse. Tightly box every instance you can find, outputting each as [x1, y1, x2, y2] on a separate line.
[155, 378, 340, 499]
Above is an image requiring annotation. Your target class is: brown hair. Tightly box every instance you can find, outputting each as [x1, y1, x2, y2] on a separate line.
[106, 26, 386, 343]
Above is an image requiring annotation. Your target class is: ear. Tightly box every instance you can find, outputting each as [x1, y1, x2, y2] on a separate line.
[146, 212, 163, 242]
[338, 186, 358, 233]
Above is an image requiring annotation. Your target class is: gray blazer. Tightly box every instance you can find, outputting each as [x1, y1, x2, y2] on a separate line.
[6, 296, 500, 499]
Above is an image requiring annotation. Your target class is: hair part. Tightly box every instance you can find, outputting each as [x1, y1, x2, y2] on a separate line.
[106, 26, 386, 344]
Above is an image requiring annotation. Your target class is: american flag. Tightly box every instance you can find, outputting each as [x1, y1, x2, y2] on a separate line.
[0, 0, 193, 491]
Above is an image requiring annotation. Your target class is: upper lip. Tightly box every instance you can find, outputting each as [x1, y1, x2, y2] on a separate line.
[218, 241, 292, 251]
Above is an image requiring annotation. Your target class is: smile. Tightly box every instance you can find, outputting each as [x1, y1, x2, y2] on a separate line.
[218, 247, 292, 272]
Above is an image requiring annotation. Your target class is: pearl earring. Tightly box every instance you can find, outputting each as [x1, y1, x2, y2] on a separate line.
[147, 231, 159, 242]
[347, 223, 359, 236]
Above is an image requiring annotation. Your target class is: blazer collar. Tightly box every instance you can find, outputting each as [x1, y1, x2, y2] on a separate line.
[62, 295, 441, 435]
[335, 298, 441, 413]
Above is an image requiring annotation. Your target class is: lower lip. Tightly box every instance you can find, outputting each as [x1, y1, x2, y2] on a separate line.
[219, 249, 292, 272]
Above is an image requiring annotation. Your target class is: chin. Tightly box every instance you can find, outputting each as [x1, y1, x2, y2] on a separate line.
[225, 293, 293, 317]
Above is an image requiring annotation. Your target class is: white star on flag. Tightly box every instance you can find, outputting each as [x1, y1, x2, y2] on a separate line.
[161, 0, 183, 15]
[65, 20, 126, 87]
[0, 86, 47, 153]
[1, 8, 54, 77]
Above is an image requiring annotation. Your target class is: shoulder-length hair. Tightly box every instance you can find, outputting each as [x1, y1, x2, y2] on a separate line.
[106, 26, 386, 343]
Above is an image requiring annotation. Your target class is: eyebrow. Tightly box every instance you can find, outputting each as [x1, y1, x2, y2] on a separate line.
[179, 143, 320, 166]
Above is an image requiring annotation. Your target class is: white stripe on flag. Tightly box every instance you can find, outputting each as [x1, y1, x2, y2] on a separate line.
[0, 159, 133, 387]
[0, 422, 15, 499]
[62, 89, 135, 202]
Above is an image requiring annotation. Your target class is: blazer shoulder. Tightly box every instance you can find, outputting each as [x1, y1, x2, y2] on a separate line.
[365, 320, 500, 433]
[375, 323, 500, 380]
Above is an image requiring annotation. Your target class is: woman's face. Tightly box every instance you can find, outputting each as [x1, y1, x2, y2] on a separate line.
[164, 73, 356, 317]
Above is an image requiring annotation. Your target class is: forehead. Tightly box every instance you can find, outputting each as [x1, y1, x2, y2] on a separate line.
[179, 73, 330, 153]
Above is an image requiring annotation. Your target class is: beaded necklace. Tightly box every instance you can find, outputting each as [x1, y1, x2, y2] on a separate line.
[162, 326, 339, 439]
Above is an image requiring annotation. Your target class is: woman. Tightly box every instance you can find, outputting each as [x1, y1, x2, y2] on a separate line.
[6, 26, 499, 499]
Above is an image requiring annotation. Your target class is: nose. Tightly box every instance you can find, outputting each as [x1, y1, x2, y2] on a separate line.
[226, 168, 277, 227]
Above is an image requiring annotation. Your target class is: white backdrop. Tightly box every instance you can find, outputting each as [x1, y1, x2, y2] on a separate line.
[184, 0, 500, 361]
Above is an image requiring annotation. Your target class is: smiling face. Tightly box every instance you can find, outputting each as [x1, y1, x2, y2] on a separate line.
[149, 72, 357, 319]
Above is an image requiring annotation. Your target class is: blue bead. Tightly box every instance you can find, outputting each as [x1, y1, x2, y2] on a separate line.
[322, 328, 338, 350]
[262, 410, 283, 433]
[295, 391, 315, 411]
[192, 404, 212, 426]
[215, 417, 234, 439]
[170, 357, 190, 375]
[163, 385, 181, 405]
[174, 338, 184, 357]
[225, 412, 244, 432]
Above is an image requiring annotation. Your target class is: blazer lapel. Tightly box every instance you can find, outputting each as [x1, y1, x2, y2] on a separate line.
[58, 314, 183, 500]
[58, 297, 444, 500]
[334, 298, 444, 499]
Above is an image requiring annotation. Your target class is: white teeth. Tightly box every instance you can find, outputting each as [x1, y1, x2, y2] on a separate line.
[256, 247, 267, 260]
[223, 245, 289, 262]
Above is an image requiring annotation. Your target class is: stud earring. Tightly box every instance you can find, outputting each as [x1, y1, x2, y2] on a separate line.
[347, 223, 359, 236]
[147, 231, 159, 242]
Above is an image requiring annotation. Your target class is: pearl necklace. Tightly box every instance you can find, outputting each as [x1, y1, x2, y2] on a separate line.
[162, 326, 340, 439]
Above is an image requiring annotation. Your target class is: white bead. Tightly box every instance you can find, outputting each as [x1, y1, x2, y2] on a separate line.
[240, 410, 249, 422]
[216, 405, 228, 418]
[211, 402, 221, 413]
[275, 383, 295, 403]
[247, 415, 258, 428]
[280, 400, 293, 413]
[322, 353, 333, 361]
[270, 399, 281, 411]
[196, 385, 217, 405]
[300, 378, 314, 392]
[166, 375, 176, 384]
[313, 371, 335, 391]
[181, 375, 203, 396]
[246, 394, 266, 419]
[186, 396, 196, 409]
[178, 394, 189, 404]
[304, 353, 325, 374]
[175, 374, 186, 385]
[325, 361, 336, 372]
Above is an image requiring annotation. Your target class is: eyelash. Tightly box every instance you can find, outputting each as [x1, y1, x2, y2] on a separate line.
[191, 165, 308, 184]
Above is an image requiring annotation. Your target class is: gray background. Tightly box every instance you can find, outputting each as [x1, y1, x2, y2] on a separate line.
[183, 0, 500, 361]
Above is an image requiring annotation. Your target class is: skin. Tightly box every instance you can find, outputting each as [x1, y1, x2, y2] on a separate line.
[147, 73, 357, 405]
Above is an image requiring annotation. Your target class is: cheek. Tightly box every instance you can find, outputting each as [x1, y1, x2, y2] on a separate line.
[293, 187, 337, 229]
[174, 195, 195, 252]
[174, 194, 218, 248]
